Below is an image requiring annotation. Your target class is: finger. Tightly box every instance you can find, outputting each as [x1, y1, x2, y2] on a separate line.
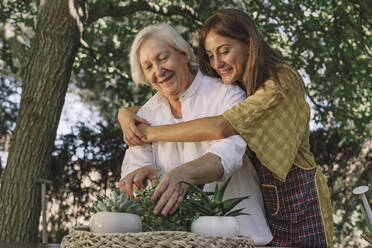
[124, 137, 136, 147]
[127, 129, 146, 146]
[169, 195, 184, 215]
[118, 180, 125, 193]
[160, 191, 180, 216]
[130, 124, 147, 142]
[134, 115, 150, 125]
[169, 184, 188, 214]
[133, 174, 145, 189]
[152, 179, 169, 202]
[124, 180, 134, 199]
[124, 132, 141, 147]
[153, 187, 174, 216]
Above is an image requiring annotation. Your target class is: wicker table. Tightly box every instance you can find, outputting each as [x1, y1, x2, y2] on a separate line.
[61, 226, 256, 248]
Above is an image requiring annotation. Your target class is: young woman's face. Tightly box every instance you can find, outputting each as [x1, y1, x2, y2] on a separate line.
[138, 36, 193, 100]
[204, 30, 249, 85]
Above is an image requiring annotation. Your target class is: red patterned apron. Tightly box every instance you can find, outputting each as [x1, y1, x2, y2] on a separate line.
[250, 150, 327, 247]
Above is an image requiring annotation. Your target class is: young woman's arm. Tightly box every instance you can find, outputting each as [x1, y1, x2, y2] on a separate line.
[141, 115, 238, 142]
[117, 106, 149, 146]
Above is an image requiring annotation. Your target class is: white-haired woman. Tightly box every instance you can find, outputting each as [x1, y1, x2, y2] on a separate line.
[118, 23, 273, 245]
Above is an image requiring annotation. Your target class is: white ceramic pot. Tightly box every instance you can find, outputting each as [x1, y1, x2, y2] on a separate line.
[191, 216, 239, 237]
[89, 212, 142, 233]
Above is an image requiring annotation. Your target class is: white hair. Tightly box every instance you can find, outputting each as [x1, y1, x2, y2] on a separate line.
[129, 23, 198, 85]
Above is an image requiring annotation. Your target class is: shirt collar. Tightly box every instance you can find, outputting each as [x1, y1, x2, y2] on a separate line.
[179, 70, 203, 100]
[156, 70, 203, 105]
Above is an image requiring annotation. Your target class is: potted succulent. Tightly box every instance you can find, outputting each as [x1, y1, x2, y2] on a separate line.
[88, 191, 142, 233]
[134, 178, 199, 232]
[183, 176, 249, 237]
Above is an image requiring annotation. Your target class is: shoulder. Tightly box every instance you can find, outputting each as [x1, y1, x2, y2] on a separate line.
[198, 71, 245, 96]
[137, 93, 163, 118]
[274, 64, 305, 92]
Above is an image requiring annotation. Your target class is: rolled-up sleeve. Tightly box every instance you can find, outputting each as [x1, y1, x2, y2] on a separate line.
[204, 135, 247, 180]
[120, 144, 153, 180]
[203, 84, 247, 180]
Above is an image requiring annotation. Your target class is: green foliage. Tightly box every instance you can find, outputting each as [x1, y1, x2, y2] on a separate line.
[183, 176, 249, 217]
[89, 191, 142, 214]
[310, 129, 371, 247]
[45, 121, 126, 241]
[360, 205, 372, 244]
[134, 177, 199, 232]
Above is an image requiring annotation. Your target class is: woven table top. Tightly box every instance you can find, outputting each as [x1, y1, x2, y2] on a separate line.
[61, 226, 256, 248]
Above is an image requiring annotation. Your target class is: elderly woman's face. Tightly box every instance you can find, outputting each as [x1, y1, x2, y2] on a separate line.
[138, 36, 193, 100]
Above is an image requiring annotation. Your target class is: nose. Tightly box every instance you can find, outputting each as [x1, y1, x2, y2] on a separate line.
[154, 63, 164, 78]
[212, 55, 224, 69]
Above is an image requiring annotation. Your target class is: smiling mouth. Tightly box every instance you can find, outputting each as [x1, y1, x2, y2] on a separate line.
[159, 73, 174, 84]
[218, 69, 232, 76]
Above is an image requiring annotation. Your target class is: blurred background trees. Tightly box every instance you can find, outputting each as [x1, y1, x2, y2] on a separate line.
[0, 0, 370, 246]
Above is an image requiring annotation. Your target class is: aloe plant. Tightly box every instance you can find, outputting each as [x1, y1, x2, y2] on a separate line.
[89, 191, 142, 215]
[183, 176, 249, 216]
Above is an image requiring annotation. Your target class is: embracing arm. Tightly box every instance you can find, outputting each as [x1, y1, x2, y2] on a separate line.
[142, 115, 237, 142]
[118, 106, 150, 146]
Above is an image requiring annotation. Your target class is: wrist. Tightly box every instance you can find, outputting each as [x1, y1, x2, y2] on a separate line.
[146, 126, 157, 142]
[174, 164, 194, 184]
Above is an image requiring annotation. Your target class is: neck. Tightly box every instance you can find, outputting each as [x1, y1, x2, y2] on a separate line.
[167, 70, 196, 119]
[168, 98, 182, 119]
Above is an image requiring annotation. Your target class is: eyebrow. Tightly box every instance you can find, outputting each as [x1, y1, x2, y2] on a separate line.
[205, 43, 230, 53]
[141, 49, 169, 63]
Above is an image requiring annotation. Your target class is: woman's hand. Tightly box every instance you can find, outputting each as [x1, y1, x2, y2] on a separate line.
[118, 107, 150, 146]
[151, 166, 190, 216]
[118, 165, 157, 198]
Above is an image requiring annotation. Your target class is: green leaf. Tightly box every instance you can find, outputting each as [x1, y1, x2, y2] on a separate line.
[212, 183, 219, 202]
[221, 196, 250, 214]
[214, 176, 232, 203]
[225, 208, 249, 216]
[181, 181, 213, 206]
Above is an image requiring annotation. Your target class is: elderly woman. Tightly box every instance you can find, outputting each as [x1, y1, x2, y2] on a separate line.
[118, 23, 272, 245]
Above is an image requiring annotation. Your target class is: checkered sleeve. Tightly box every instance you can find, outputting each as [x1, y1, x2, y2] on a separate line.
[223, 68, 309, 182]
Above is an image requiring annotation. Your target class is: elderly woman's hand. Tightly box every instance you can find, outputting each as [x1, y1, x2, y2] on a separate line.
[151, 166, 190, 216]
[118, 165, 157, 198]
[118, 107, 150, 146]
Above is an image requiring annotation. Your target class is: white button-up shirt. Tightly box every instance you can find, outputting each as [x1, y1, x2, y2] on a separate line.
[121, 71, 272, 245]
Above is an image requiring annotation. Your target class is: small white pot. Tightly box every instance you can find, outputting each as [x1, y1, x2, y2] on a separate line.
[89, 212, 142, 233]
[191, 216, 239, 237]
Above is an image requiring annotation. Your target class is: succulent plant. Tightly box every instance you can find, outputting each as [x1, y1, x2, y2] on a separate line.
[134, 177, 199, 232]
[89, 191, 142, 215]
[183, 176, 249, 217]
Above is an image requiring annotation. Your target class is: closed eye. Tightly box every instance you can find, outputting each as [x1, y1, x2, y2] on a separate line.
[221, 49, 230, 55]
[144, 64, 152, 71]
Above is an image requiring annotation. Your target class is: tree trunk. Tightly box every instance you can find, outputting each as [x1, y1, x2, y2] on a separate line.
[0, 1, 79, 242]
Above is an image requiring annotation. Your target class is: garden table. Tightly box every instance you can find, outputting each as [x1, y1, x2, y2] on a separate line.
[0, 244, 280, 248]
[0, 244, 60, 248]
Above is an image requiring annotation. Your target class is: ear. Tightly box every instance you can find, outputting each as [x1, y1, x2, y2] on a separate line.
[181, 52, 188, 61]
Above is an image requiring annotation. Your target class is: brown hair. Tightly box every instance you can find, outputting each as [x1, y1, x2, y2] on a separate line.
[199, 9, 295, 96]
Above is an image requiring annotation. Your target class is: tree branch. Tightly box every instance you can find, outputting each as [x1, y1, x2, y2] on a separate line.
[88, 0, 202, 26]
[0, 22, 27, 66]
[305, 89, 360, 122]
